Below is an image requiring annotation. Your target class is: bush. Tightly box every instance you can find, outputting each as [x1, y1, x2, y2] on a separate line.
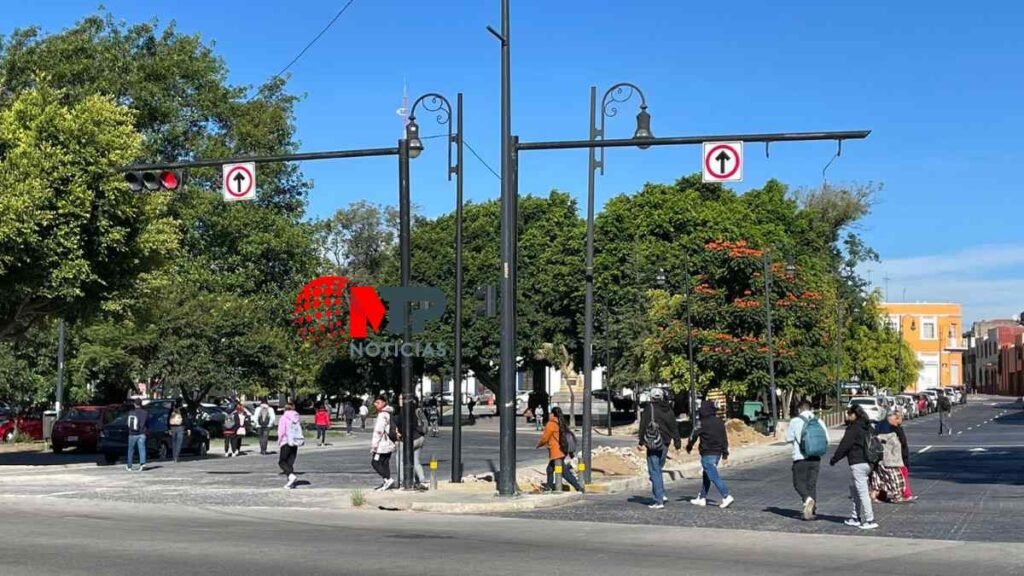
[12, 431, 35, 444]
[350, 490, 365, 507]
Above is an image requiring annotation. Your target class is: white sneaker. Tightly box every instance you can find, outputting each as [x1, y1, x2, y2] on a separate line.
[663, 496, 669, 503]
[690, 497, 707, 507]
[225, 452, 232, 458]
[844, 518, 861, 527]
[373, 482, 386, 492]
[719, 495, 735, 509]
[859, 521, 879, 530]
[648, 503, 665, 510]
[382, 478, 395, 491]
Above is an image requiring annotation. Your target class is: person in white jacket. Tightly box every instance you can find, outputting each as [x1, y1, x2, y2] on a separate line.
[370, 396, 396, 491]
[253, 400, 277, 456]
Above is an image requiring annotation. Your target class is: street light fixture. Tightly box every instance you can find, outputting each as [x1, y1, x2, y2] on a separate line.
[407, 92, 466, 483]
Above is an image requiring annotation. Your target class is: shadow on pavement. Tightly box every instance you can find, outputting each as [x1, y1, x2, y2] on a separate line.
[763, 506, 847, 525]
[0, 449, 97, 466]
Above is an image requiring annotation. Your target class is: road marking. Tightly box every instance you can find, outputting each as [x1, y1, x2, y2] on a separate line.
[957, 431, 963, 435]
[968, 427, 973, 430]
[917, 445, 932, 454]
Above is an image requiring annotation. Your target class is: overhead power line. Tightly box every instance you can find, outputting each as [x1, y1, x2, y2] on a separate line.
[273, 0, 359, 81]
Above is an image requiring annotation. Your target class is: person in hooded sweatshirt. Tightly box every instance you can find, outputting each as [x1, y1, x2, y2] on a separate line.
[370, 396, 396, 491]
[686, 400, 733, 509]
[636, 388, 681, 509]
[829, 406, 878, 530]
[277, 402, 302, 489]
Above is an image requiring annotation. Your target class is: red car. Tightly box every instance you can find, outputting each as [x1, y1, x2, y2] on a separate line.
[0, 410, 43, 443]
[51, 405, 122, 453]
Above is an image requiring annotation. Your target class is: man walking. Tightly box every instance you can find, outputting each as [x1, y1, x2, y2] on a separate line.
[370, 396, 396, 491]
[125, 399, 148, 472]
[830, 406, 878, 530]
[686, 400, 733, 508]
[397, 395, 428, 490]
[637, 388, 681, 509]
[253, 399, 276, 455]
[785, 400, 830, 520]
[343, 402, 356, 436]
[359, 403, 369, 429]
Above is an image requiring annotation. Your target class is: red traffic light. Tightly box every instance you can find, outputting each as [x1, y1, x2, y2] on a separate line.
[159, 170, 179, 190]
[125, 170, 181, 192]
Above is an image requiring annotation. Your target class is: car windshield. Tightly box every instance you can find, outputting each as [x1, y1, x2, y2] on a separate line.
[851, 399, 876, 406]
[62, 408, 101, 421]
[109, 406, 169, 429]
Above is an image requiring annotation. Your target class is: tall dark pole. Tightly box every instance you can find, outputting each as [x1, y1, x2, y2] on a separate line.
[398, 138, 414, 490]
[495, 0, 517, 496]
[684, 259, 696, 421]
[452, 93, 465, 482]
[763, 251, 778, 433]
[835, 302, 844, 410]
[55, 319, 65, 418]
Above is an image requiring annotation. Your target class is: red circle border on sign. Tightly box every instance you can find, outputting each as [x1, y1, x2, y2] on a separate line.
[224, 165, 255, 197]
[704, 144, 741, 180]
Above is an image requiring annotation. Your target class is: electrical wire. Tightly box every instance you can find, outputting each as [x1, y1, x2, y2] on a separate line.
[273, 0, 359, 80]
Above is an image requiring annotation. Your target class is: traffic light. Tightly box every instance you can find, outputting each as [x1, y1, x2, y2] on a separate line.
[474, 284, 497, 318]
[125, 170, 181, 192]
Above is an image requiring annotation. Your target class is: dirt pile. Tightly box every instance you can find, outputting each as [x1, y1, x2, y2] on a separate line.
[725, 418, 771, 446]
[591, 446, 647, 477]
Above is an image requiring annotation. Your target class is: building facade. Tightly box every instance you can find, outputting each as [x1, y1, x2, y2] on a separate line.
[966, 320, 1024, 395]
[880, 302, 965, 393]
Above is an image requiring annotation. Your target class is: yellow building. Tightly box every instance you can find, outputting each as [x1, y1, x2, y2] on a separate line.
[880, 303, 966, 393]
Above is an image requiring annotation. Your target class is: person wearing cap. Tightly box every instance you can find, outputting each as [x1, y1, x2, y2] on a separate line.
[637, 388, 681, 509]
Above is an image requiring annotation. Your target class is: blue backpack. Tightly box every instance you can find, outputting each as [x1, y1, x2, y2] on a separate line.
[799, 415, 828, 457]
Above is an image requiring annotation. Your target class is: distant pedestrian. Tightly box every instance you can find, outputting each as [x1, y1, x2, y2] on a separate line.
[396, 395, 428, 490]
[686, 400, 733, 508]
[370, 396, 397, 491]
[829, 406, 878, 530]
[785, 400, 830, 520]
[314, 403, 331, 447]
[253, 399, 276, 455]
[359, 403, 369, 429]
[169, 401, 186, 463]
[278, 402, 303, 489]
[533, 405, 544, 431]
[467, 396, 477, 423]
[126, 399, 148, 472]
[228, 403, 248, 456]
[637, 388, 681, 509]
[871, 412, 908, 503]
[344, 401, 356, 432]
[538, 407, 584, 493]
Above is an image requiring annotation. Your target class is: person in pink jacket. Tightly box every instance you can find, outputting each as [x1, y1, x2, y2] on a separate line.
[278, 402, 303, 489]
[370, 396, 396, 491]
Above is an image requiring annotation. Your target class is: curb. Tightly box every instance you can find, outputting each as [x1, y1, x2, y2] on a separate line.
[367, 491, 582, 514]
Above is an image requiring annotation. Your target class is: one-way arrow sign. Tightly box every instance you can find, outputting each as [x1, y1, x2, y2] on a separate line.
[702, 141, 743, 183]
[223, 162, 256, 202]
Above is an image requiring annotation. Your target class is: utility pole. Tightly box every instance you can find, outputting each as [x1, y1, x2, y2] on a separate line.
[55, 319, 65, 419]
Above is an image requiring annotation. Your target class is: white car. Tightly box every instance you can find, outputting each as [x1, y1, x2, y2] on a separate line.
[895, 394, 919, 419]
[849, 397, 886, 422]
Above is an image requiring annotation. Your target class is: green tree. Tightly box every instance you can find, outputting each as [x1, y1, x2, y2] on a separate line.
[844, 294, 920, 392]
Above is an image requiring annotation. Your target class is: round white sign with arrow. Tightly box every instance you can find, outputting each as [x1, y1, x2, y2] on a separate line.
[702, 141, 743, 183]
[223, 162, 256, 202]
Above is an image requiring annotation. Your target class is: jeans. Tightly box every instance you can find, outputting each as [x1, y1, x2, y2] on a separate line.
[127, 434, 146, 468]
[360, 416, 366, 429]
[699, 455, 729, 499]
[258, 427, 270, 454]
[792, 457, 821, 502]
[316, 426, 328, 444]
[345, 419, 353, 434]
[412, 436, 426, 483]
[279, 444, 297, 475]
[546, 458, 584, 492]
[170, 427, 185, 462]
[372, 452, 392, 481]
[647, 448, 668, 503]
[849, 462, 874, 522]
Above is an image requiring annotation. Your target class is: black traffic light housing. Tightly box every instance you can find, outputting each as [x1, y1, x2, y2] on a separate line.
[125, 170, 181, 192]
[474, 284, 497, 318]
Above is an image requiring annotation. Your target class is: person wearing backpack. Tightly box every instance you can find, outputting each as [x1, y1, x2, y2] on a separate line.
[370, 396, 397, 491]
[829, 406, 878, 530]
[870, 412, 908, 503]
[254, 399, 276, 455]
[396, 394, 428, 490]
[277, 401, 303, 489]
[686, 400, 733, 509]
[537, 407, 584, 493]
[785, 400, 830, 520]
[636, 388, 680, 509]
[125, 399, 149, 472]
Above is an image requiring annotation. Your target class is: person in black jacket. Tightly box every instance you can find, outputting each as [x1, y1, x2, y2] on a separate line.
[686, 400, 733, 509]
[637, 388, 681, 509]
[829, 406, 877, 530]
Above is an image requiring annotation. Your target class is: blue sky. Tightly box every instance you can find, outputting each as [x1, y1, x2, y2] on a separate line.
[5, 1, 1023, 324]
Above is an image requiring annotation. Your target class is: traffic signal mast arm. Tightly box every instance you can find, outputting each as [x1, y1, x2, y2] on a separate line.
[516, 130, 870, 151]
[118, 146, 400, 172]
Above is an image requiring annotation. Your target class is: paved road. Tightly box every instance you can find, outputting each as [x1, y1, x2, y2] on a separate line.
[503, 397, 1024, 543]
[1, 496, 1021, 576]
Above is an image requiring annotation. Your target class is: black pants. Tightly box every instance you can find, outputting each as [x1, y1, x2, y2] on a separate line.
[279, 444, 297, 475]
[792, 457, 821, 502]
[371, 452, 392, 481]
[231, 435, 243, 454]
[546, 458, 584, 492]
[258, 428, 269, 454]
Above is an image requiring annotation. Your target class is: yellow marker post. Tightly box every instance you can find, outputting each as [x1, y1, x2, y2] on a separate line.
[554, 464, 563, 491]
[429, 456, 438, 490]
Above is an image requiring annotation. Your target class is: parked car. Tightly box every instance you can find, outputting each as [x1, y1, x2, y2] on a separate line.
[591, 390, 635, 412]
[97, 403, 209, 465]
[921, 389, 940, 412]
[895, 394, 918, 419]
[1, 408, 45, 442]
[849, 397, 887, 422]
[51, 405, 122, 453]
[940, 387, 962, 404]
[0, 419, 15, 443]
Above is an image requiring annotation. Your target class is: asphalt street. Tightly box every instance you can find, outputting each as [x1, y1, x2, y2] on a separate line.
[0, 495, 1020, 576]
[504, 397, 1024, 543]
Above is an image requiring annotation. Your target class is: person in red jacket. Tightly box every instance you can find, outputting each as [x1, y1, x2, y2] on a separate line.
[314, 403, 331, 447]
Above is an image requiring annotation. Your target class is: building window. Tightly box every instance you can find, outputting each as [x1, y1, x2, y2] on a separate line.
[921, 317, 937, 340]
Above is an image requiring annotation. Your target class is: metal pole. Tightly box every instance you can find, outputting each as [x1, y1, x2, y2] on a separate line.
[835, 303, 844, 410]
[497, 0, 517, 496]
[452, 93, 465, 483]
[55, 319, 65, 418]
[581, 86, 598, 484]
[685, 260, 696, 421]
[399, 138, 415, 490]
[764, 251, 778, 432]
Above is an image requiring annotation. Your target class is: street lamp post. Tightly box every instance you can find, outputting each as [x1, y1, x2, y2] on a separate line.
[406, 92, 466, 483]
[397, 138, 414, 490]
[582, 82, 651, 484]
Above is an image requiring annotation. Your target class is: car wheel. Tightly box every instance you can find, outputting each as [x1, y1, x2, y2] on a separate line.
[156, 441, 169, 461]
[100, 453, 118, 465]
[198, 440, 208, 458]
[52, 445, 63, 454]
[3, 431, 12, 443]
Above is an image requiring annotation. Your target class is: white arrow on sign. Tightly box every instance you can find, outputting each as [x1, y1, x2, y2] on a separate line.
[222, 162, 256, 202]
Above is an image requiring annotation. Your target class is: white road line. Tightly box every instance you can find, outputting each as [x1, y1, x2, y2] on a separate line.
[957, 431, 963, 435]
[968, 427, 973, 430]
[917, 445, 933, 454]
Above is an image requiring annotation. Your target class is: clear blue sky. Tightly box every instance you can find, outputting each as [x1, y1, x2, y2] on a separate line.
[5, 1, 1024, 323]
